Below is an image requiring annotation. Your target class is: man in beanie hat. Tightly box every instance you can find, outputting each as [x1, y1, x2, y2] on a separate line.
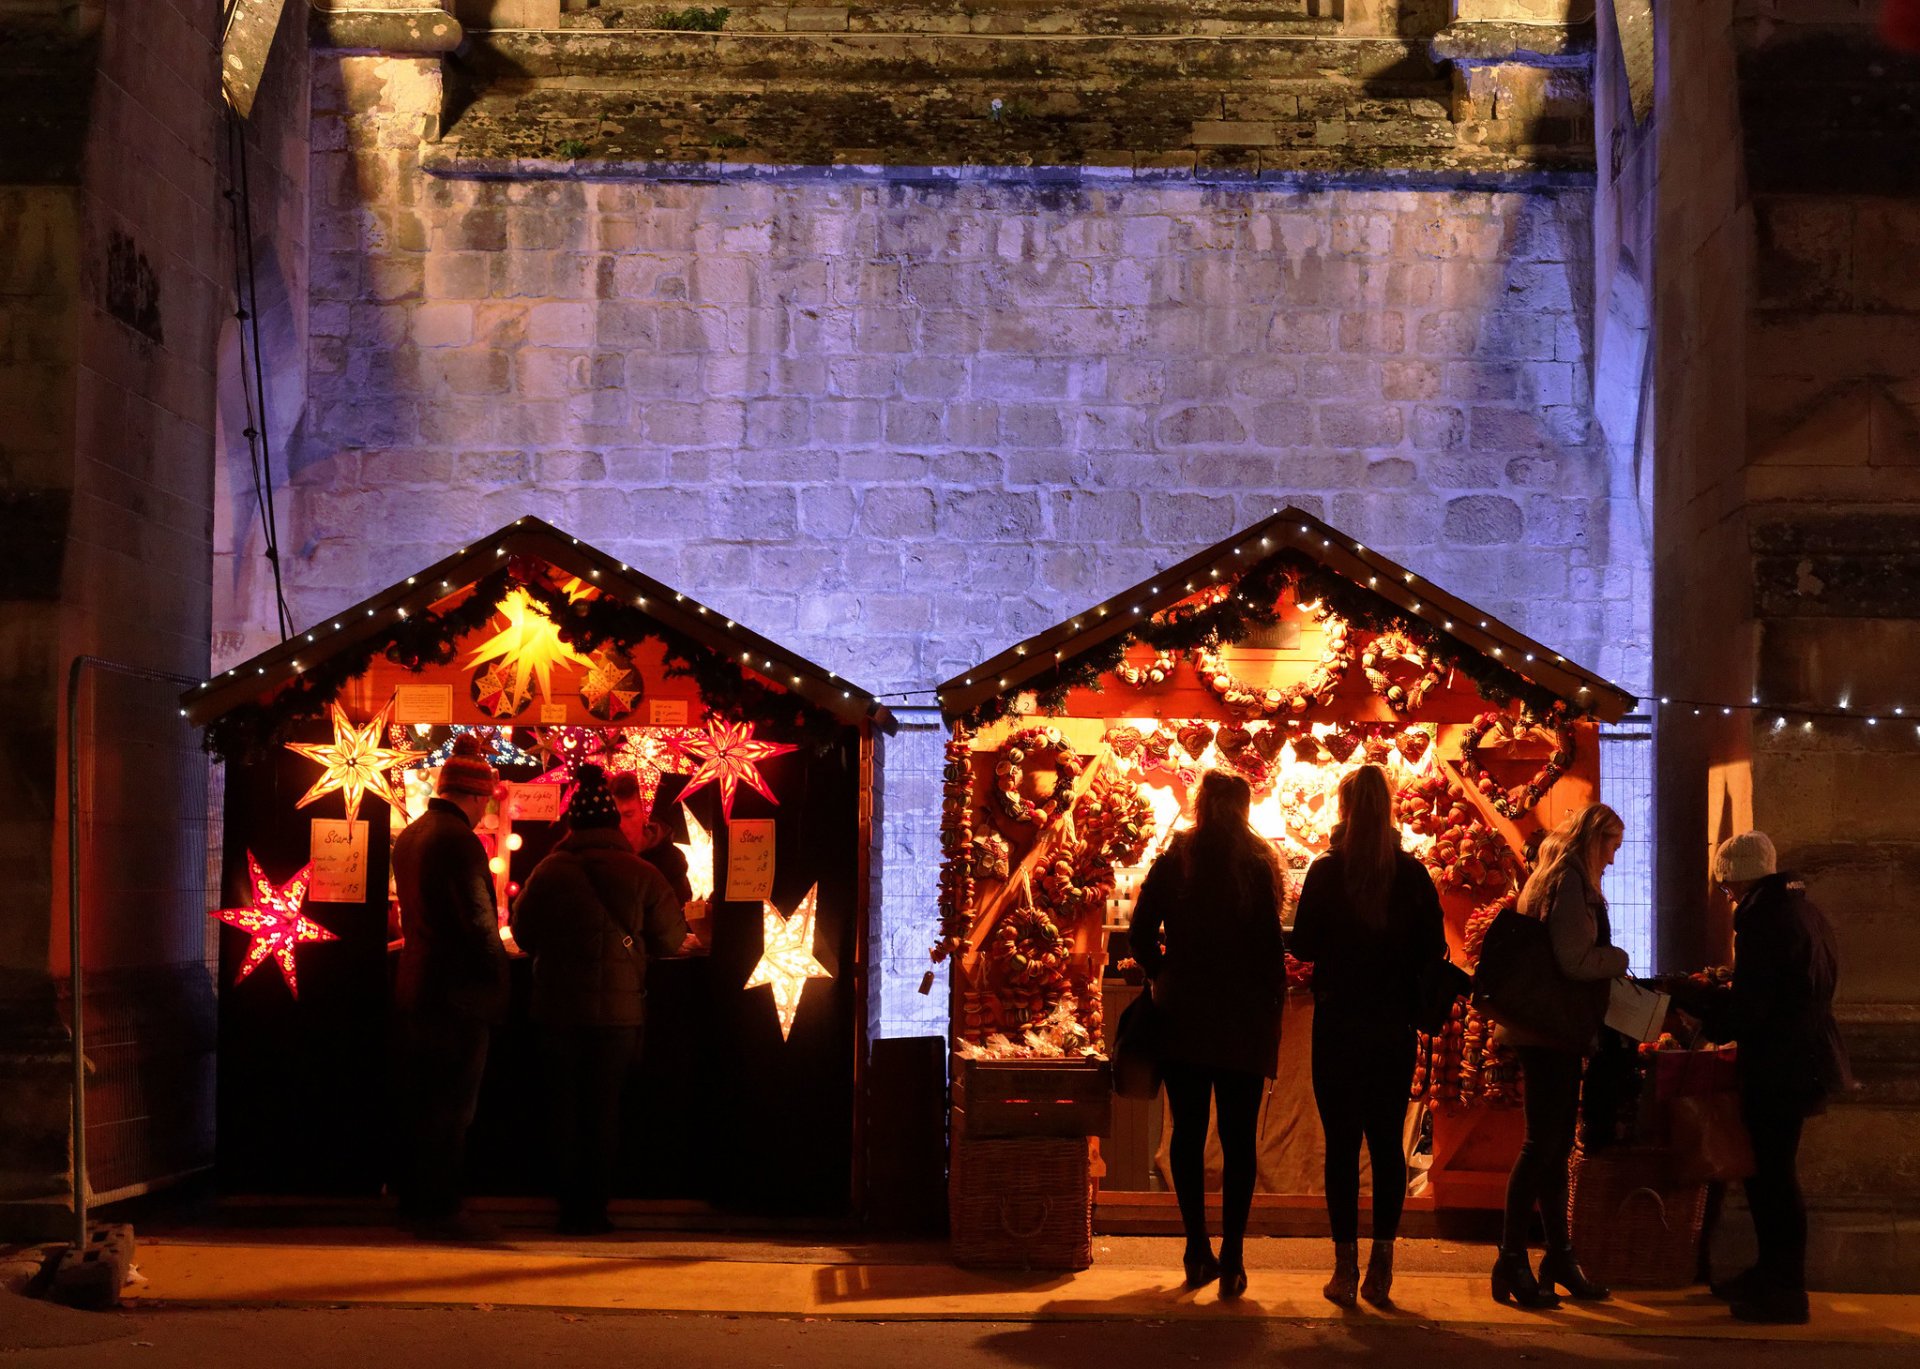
[610, 770, 695, 906]
[1674, 830, 1851, 1324]
[390, 732, 511, 1241]
[511, 764, 691, 1233]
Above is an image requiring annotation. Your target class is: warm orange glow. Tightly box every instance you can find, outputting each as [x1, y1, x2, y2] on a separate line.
[677, 803, 715, 904]
[744, 884, 832, 1041]
[211, 853, 338, 997]
[285, 699, 425, 819]
[464, 587, 592, 705]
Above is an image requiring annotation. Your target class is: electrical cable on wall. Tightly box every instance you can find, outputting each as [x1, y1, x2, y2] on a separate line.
[222, 107, 294, 642]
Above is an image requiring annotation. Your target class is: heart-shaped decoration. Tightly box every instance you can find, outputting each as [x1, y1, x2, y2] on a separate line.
[1363, 735, 1392, 764]
[1397, 729, 1431, 764]
[1323, 730, 1360, 763]
[1252, 727, 1285, 761]
[1290, 731, 1324, 765]
[1177, 723, 1215, 761]
[1217, 724, 1253, 755]
[1103, 725, 1144, 758]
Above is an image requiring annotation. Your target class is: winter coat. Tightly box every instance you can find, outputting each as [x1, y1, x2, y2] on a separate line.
[1290, 848, 1446, 1028]
[510, 827, 690, 1028]
[1129, 829, 1288, 1079]
[1693, 872, 1851, 1115]
[392, 798, 511, 1022]
[636, 834, 694, 906]
[1495, 865, 1628, 1052]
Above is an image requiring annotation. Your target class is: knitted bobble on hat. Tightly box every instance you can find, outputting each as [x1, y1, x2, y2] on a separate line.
[568, 763, 621, 830]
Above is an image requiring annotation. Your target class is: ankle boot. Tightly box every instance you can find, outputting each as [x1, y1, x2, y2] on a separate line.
[1323, 1240, 1360, 1308]
[1538, 1246, 1610, 1301]
[1360, 1240, 1395, 1307]
[1182, 1238, 1220, 1290]
[1490, 1248, 1561, 1309]
[1217, 1243, 1248, 1301]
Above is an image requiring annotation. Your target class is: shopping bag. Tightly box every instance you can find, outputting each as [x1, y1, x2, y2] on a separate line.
[1605, 977, 1670, 1044]
[1111, 992, 1162, 1100]
[1669, 1090, 1756, 1183]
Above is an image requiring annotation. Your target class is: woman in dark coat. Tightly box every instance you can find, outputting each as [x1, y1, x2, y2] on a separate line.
[1494, 803, 1629, 1309]
[1290, 764, 1447, 1308]
[1676, 830, 1849, 1326]
[510, 765, 692, 1233]
[1129, 770, 1287, 1299]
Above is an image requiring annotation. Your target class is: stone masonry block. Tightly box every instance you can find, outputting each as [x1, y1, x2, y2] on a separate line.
[1443, 494, 1525, 545]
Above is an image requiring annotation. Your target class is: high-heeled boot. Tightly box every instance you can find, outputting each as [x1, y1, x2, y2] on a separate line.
[1323, 1241, 1360, 1308]
[1360, 1239, 1394, 1307]
[1538, 1246, 1610, 1301]
[1217, 1240, 1248, 1300]
[1182, 1237, 1220, 1290]
[1490, 1248, 1561, 1309]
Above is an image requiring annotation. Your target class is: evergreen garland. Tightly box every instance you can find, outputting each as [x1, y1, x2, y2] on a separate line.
[960, 550, 1580, 729]
[202, 566, 847, 760]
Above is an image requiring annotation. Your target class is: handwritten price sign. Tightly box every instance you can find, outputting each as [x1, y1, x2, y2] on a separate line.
[725, 819, 776, 902]
[309, 819, 369, 903]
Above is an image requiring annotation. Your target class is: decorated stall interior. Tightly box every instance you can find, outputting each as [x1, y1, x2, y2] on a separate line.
[934, 508, 1633, 1254]
[183, 518, 891, 1217]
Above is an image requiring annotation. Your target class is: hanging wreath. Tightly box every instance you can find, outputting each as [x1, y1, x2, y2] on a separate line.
[1361, 630, 1444, 714]
[991, 726, 1085, 825]
[1115, 649, 1178, 688]
[1191, 612, 1354, 718]
[1457, 705, 1576, 820]
[989, 902, 1070, 992]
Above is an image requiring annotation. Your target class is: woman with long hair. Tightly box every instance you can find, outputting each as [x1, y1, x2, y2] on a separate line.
[1290, 764, 1446, 1308]
[1492, 802, 1629, 1308]
[1129, 770, 1288, 1299]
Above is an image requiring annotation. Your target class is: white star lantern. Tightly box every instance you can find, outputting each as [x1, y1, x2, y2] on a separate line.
[744, 884, 832, 1042]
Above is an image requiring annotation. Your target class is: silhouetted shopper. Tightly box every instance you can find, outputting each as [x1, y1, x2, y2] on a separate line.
[1676, 831, 1850, 1326]
[1291, 764, 1446, 1309]
[1493, 803, 1628, 1309]
[511, 764, 691, 1235]
[1130, 770, 1287, 1300]
[391, 732, 509, 1241]
[610, 770, 695, 905]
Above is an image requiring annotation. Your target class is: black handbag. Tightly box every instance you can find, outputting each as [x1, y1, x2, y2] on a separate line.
[1472, 907, 1607, 1052]
[1111, 990, 1162, 1100]
[1412, 956, 1473, 1034]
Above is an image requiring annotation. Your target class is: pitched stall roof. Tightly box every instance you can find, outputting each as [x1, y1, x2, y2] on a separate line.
[183, 516, 894, 733]
[936, 506, 1636, 725]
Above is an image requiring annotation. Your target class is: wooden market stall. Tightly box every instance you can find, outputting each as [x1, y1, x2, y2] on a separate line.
[933, 507, 1634, 1262]
[182, 517, 893, 1218]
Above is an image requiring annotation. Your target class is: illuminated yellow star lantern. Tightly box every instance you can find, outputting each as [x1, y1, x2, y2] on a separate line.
[745, 884, 832, 1042]
[285, 699, 424, 819]
[212, 853, 339, 998]
[675, 719, 798, 819]
[464, 587, 591, 706]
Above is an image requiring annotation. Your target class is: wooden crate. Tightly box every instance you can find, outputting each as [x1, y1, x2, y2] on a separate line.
[952, 1057, 1113, 1140]
[950, 1133, 1095, 1271]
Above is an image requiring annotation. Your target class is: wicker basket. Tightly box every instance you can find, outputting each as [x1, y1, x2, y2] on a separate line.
[949, 1133, 1094, 1271]
[1568, 1145, 1706, 1289]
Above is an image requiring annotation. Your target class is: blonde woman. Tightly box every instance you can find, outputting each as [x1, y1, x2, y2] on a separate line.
[1492, 803, 1628, 1309]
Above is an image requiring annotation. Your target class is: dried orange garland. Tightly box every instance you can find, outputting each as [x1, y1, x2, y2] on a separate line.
[991, 726, 1084, 825]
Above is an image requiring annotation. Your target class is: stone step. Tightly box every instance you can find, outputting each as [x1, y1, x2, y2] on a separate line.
[552, 1, 1339, 39]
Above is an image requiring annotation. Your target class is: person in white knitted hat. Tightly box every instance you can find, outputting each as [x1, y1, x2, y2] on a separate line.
[1674, 830, 1851, 1325]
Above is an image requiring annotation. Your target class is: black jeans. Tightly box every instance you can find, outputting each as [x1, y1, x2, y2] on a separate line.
[1312, 1005, 1415, 1244]
[543, 1023, 641, 1224]
[1162, 1061, 1265, 1260]
[1741, 1091, 1809, 1293]
[397, 1010, 492, 1221]
[1503, 1045, 1583, 1253]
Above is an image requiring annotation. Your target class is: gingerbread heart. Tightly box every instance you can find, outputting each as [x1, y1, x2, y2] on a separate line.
[1252, 727, 1285, 761]
[1103, 725, 1144, 758]
[1290, 731, 1324, 765]
[1323, 730, 1360, 763]
[1363, 735, 1392, 764]
[1177, 722, 1215, 761]
[1397, 729, 1431, 764]
[1217, 724, 1253, 755]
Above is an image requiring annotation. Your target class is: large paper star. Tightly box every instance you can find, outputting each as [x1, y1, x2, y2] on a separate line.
[744, 885, 832, 1041]
[212, 853, 338, 997]
[464, 587, 591, 706]
[674, 719, 797, 819]
[286, 699, 424, 819]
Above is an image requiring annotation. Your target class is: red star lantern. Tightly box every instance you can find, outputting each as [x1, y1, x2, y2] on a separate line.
[673, 719, 797, 819]
[212, 853, 338, 997]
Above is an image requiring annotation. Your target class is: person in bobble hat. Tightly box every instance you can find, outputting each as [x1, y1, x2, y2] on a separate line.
[511, 764, 694, 1234]
[391, 731, 510, 1241]
[1674, 830, 1851, 1325]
